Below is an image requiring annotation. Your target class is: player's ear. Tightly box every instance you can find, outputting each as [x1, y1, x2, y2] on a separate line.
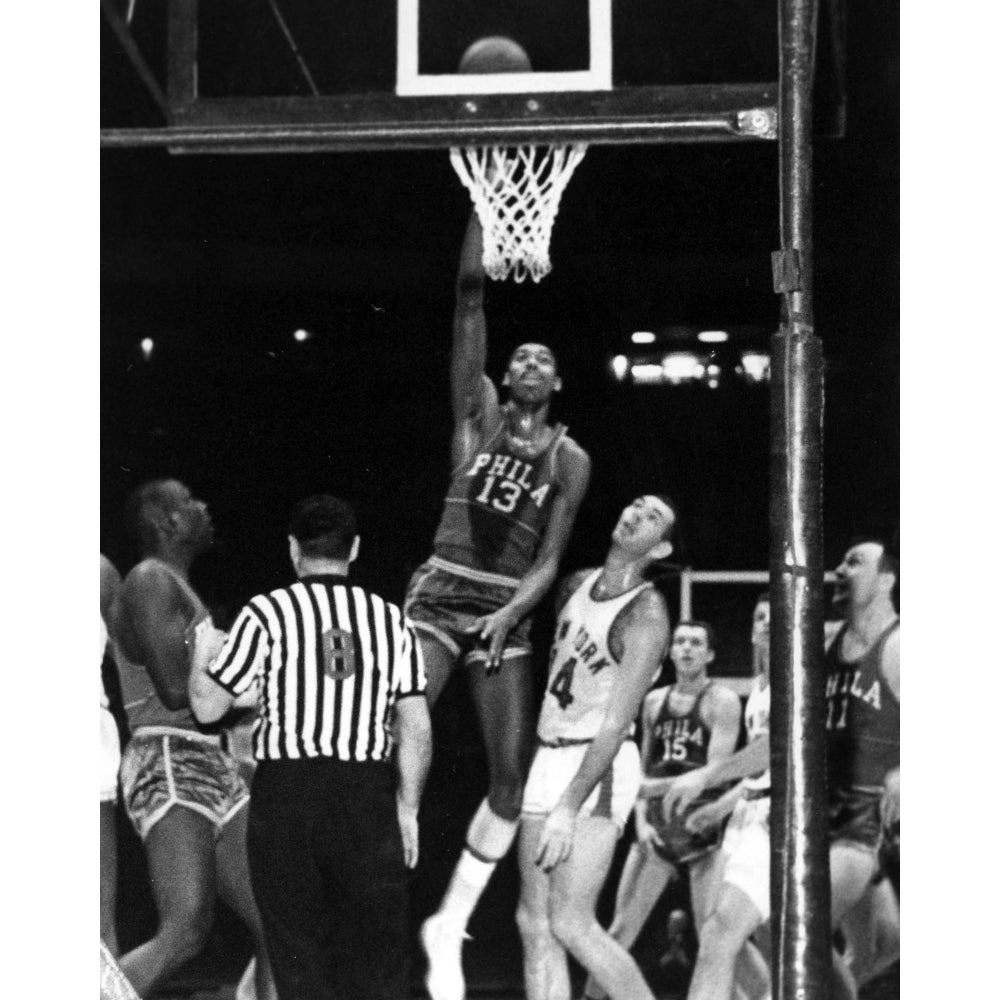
[553, 374, 562, 393]
[501, 371, 511, 387]
[288, 536, 300, 569]
[349, 536, 360, 563]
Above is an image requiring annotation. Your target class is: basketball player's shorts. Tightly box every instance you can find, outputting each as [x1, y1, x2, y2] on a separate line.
[404, 556, 532, 664]
[645, 790, 728, 866]
[522, 738, 640, 833]
[101, 705, 121, 803]
[719, 790, 772, 920]
[120, 726, 250, 841]
[828, 786, 882, 852]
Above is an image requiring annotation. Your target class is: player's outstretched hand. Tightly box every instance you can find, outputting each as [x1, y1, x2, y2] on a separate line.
[467, 607, 519, 674]
[535, 803, 576, 873]
[662, 768, 708, 819]
[396, 796, 420, 869]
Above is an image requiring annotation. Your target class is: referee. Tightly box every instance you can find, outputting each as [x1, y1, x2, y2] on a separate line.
[189, 495, 432, 1000]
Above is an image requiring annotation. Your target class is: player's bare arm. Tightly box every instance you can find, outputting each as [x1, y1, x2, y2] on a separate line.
[473, 439, 591, 669]
[100, 553, 121, 625]
[118, 562, 196, 710]
[534, 589, 669, 871]
[635, 688, 667, 848]
[450, 214, 500, 466]
[645, 728, 771, 811]
[681, 685, 740, 835]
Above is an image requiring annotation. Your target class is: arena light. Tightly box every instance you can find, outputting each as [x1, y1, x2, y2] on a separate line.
[140, 337, 154, 358]
[661, 352, 704, 384]
[610, 354, 630, 381]
[739, 351, 771, 383]
[293, 328, 311, 342]
[631, 363, 667, 385]
[697, 330, 729, 344]
[630, 331, 656, 345]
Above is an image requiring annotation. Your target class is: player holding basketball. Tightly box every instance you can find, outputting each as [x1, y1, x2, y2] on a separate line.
[111, 480, 276, 1000]
[824, 538, 900, 1000]
[580, 619, 745, 1000]
[410, 213, 591, 1000]
[516, 495, 675, 1000]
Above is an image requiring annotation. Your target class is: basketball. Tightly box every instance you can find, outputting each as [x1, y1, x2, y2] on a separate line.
[458, 36, 532, 74]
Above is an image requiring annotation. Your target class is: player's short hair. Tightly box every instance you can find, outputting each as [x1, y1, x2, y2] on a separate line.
[672, 619, 717, 651]
[124, 480, 177, 556]
[289, 495, 358, 560]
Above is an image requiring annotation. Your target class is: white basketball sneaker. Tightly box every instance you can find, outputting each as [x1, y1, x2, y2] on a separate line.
[421, 913, 470, 1000]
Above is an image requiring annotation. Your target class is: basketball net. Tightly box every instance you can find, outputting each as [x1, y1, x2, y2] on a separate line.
[449, 144, 588, 283]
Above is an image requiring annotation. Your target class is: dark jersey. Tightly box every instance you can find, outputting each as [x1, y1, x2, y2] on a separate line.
[432, 417, 567, 579]
[645, 682, 732, 863]
[825, 619, 900, 795]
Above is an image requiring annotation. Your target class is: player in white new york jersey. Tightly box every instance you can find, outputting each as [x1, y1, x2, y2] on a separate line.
[516, 495, 675, 1000]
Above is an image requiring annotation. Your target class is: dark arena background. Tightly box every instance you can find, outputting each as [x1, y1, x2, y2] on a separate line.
[100, 1, 899, 997]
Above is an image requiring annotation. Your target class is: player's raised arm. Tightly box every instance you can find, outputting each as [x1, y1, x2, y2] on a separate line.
[450, 214, 499, 465]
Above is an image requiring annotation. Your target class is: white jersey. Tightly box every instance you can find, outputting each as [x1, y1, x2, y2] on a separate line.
[537, 569, 652, 743]
[741, 675, 770, 793]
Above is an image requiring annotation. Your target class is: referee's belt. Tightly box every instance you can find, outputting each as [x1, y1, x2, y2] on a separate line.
[536, 736, 594, 748]
[744, 786, 770, 801]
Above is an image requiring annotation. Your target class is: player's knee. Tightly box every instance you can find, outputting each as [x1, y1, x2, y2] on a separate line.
[549, 905, 590, 951]
[515, 902, 550, 945]
[162, 895, 215, 959]
[487, 779, 524, 821]
[697, 911, 744, 963]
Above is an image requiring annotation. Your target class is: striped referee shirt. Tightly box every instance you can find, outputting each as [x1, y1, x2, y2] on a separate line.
[207, 574, 426, 762]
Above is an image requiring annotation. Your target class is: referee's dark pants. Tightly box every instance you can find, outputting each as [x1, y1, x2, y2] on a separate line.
[247, 758, 410, 1000]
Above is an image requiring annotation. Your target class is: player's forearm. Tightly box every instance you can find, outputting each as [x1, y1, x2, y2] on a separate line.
[188, 669, 235, 723]
[504, 559, 559, 621]
[396, 703, 433, 811]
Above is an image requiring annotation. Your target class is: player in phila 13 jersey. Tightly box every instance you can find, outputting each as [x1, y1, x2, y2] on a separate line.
[409, 213, 591, 1000]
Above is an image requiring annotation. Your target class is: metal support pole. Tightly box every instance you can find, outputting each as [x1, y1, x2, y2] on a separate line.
[770, 0, 830, 998]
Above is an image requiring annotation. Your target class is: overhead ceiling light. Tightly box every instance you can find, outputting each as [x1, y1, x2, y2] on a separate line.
[610, 355, 629, 381]
[631, 331, 656, 345]
[697, 330, 729, 343]
[140, 337, 154, 358]
[293, 328, 311, 342]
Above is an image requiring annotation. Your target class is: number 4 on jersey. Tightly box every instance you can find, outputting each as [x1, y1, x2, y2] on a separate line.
[549, 656, 577, 710]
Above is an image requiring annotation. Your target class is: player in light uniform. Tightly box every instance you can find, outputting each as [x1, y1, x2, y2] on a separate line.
[111, 480, 275, 1000]
[648, 593, 774, 1000]
[515, 495, 674, 1000]
[101, 554, 123, 957]
[581, 620, 744, 1000]
[411, 214, 591, 1000]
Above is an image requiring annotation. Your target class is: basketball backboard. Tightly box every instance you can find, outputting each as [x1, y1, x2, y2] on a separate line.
[101, 0, 845, 152]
